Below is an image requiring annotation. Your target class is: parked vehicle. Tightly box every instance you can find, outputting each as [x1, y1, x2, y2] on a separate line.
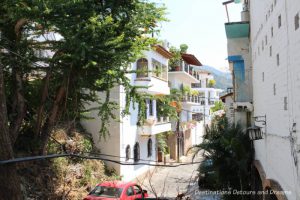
[83, 181, 148, 200]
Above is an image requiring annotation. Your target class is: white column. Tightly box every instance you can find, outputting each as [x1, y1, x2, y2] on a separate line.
[152, 100, 157, 119]
[146, 99, 150, 118]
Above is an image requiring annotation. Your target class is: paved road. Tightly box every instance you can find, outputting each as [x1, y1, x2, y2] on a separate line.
[136, 154, 221, 199]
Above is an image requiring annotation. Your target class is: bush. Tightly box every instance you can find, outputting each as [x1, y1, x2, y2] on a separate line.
[193, 115, 252, 200]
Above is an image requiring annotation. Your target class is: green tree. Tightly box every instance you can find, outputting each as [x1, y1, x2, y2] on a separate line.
[210, 101, 224, 112]
[191, 116, 252, 200]
[0, 0, 166, 197]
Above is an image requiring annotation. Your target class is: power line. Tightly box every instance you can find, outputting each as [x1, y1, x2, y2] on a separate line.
[0, 153, 202, 167]
[48, 137, 199, 164]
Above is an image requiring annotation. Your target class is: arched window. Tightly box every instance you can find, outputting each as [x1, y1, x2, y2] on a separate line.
[147, 138, 152, 157]
[136, 58, 148, 78]
[133, 142, 140, 162]
[125, 145, 131, 161]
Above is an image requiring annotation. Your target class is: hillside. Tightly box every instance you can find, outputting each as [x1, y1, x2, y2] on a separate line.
[201, 65, 232, 90]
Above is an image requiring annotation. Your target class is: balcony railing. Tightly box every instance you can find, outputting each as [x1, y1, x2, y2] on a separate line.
[182, 95, 201, 104]
[169, 61, 199, 80]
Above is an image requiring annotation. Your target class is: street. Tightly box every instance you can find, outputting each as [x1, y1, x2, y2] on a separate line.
[136, 154, 221, 200]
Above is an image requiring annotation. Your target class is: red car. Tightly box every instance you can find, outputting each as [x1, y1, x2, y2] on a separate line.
[83, 181, 149, 200]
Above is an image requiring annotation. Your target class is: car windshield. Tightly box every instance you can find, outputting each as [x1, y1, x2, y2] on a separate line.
[89, 186, 123, 198]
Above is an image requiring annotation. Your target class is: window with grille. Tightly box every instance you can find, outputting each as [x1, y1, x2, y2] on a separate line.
[136, 58, 148, 78]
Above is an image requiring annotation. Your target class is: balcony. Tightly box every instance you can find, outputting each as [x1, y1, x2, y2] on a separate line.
[134, 58, 170, 95]
[168, 62, 199, 84]
[138, 117, 171, 136]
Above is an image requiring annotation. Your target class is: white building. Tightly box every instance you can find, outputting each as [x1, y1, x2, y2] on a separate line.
[81, 45, 173, 181]
[191, 68, 223, 123]
[225, 0, 300, 199]
[168, 53, 221, 159]
[250, 0, 300, 199]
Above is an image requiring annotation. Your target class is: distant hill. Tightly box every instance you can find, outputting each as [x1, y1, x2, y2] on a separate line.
[201, 65, 232, 91]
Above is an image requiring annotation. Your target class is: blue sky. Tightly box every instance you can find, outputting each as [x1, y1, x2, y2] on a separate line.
[152, 0, 242, 72]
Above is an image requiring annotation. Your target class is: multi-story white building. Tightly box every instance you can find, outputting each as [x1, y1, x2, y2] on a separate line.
[250, 0, 300, 199]
[191, 68, 223, 123]
[225, 0, 300, 199]
[81, 45, 173, 181]
[168, 53, 221, 160]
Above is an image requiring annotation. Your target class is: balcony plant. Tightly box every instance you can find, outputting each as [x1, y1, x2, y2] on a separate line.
[207, 79, 216, 88]
[169, 44, 188, 71]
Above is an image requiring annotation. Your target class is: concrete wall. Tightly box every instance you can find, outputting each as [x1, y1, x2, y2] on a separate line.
[227, 38, 253, 103]
[250, 0, 300, 199]
[81, 87, 121, 174]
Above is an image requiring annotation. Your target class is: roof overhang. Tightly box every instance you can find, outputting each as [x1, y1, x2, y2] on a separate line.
[225, 22, 250, 38]
[153, 45, 173, 59]
[181, 53, 202, 66]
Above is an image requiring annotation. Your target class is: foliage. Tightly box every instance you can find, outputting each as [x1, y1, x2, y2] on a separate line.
[191, 89, 199, 96]
[179, 44, 188, 53]
[192, 115, 252, 200]
[210, 101, 224, 113]
[208, 79, 216, 88]
[156, 131, 172, 154]
[169, 44, 189, 69]
[156, 95, 178, 120]
[181, 85, 192, 95]
[0, 0, 167, 154]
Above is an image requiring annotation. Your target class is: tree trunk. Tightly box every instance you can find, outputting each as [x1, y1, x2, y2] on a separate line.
[0, 60, 22, 200]
[39, 84, 66, 155]
[35, 71, 51, 139]
[9, 69, 26, 145]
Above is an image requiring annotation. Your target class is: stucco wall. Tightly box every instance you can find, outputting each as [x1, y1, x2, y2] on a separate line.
[250, 0, 300, 199]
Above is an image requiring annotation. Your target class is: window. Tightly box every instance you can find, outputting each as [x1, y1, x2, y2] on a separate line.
[133, 185, 142, 195]
[295, 13, 299, 30]
[271, 4, 273, 12]
[126, 187, 134, 196]
[278, 15, 281, 28]
[262, 40, 264, 51]
[134, 142, 140, 162]
[265, 35, 268, 45]
[271, 26, 274, 37]
[270, 46, 272, 57]
[148, 99, 153, 116]
[147, 138, 152, 157]
[284, 97, 288, 110]
[152, 59, 167, 80]
[273, 84, 276, 95]
[262, 72, 264, 82]
[136, 58, 148, 78]
[276, 54, 280, 66]
[125, 145, 131, 161]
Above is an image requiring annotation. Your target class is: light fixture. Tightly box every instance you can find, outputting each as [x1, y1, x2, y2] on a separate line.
[247, 125, 263, 140]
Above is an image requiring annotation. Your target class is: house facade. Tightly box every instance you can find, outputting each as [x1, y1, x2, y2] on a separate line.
[81, 45, 172, 181]
[224, 0, 300, 199]
[167, 53, 221, 160]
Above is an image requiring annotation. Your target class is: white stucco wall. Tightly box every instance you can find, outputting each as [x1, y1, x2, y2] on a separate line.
[81, 48, 172, 182]
[250, 0, 300, 199]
